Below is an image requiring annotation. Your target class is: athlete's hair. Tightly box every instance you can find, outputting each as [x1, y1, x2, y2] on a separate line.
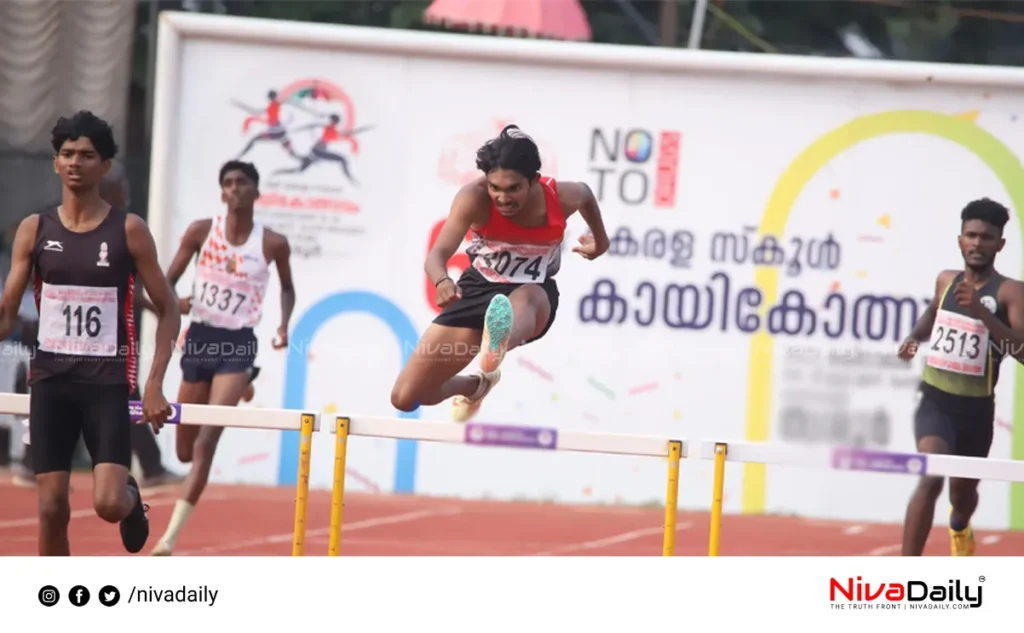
[475, 124, 541, 180]
[219, 160, 260, 187]
[961, 198, 1010, 234]
[50, 111, 118, 160]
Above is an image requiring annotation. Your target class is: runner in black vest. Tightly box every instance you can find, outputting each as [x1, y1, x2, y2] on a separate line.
[897, 198, 1024, 556]
[0, 111, 181, 556]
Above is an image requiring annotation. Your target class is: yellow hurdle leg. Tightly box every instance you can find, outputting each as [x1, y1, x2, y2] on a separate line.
[708, 442, 728, 557]
[328, 416, 350, 557]
[291, 413, 316, 556]
[663, 440, 683, 556]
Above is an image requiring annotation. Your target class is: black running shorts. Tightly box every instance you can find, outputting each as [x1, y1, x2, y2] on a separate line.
[913, 382, 995, 459]
[29, 379, 132, 474]
[180, 322, 258, 383]
[432, 268, 559, 345]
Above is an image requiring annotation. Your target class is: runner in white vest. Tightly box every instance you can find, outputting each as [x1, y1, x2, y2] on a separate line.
[150, 160, 295, 556]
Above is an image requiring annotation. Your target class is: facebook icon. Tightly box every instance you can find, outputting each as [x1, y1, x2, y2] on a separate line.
[69, 585, 90, 607]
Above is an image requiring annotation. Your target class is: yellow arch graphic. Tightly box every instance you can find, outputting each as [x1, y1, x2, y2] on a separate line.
[742, 110, 1024, 528]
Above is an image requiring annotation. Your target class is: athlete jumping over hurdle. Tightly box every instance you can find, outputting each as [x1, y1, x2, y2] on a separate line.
[0, 111, 180, 555]
[897, 198, 1024, 556]
[150, 160, 295, 556]
[390, 125, 610, 421]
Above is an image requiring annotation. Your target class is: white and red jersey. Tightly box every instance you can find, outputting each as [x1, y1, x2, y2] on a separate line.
[465, 175, 567, 284]
[189, 216, 271, 330]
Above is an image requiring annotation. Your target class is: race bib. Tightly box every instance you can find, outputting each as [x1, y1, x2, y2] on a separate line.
[190, 267, 255, 329]
[37, 283, 119, 357]
[925, 309, 989, 376]
[472, 241, 554, 284]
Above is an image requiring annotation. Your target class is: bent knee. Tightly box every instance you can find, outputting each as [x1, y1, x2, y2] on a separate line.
[93, 493, 125, 523]
[390, 382, 420, 413]
[949, 478, 980, 505]
[38, 494, 71, 527]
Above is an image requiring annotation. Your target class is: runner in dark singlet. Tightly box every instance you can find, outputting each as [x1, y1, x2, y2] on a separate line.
[390, 125, 610, 421]
[897, 198, 1024, 556]
[0, 111, 181, 555]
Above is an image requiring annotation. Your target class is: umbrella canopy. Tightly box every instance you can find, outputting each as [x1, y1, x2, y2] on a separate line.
[424, 0, 592, 41]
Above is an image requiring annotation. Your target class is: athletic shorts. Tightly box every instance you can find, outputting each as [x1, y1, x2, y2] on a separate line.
[29, 379, 132, 474]
[913, 382, 994, 459]
[180, 322, 258, 383]
[433, 269, 559, 345]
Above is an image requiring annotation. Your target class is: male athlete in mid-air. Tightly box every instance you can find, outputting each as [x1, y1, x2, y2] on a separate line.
[898, 198, 1024, 556]
[0, 111, 180, 555]
[150, 160, 294, 556]
[390, 125, 610, 421]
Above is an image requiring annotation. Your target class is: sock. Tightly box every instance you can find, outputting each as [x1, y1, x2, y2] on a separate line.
[950, 512, 969, 532]
[159, 500, 195, 550]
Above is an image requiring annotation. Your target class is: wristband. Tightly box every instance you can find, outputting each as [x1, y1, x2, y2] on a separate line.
[434, 276, 452, 288]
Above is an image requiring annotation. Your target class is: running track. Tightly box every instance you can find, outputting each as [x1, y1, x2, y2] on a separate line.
[2, 472, 1023, 556]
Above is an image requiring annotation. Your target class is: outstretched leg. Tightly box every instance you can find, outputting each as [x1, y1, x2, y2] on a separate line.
[390, 324, 484, 412]
[152, 372, 248, 556]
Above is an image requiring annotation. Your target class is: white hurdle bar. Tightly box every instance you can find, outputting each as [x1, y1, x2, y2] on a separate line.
[324, 416, 686, 557]
[9, 388, 1022, 558]
[697, 439, 1024, 556]
[0, 393, 321, 557]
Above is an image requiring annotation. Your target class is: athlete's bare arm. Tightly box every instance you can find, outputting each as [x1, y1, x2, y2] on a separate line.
[915, 270, 958, 341]
[126, 214, 181, 424]
[898, 269, 957, 361]
[133, 284, 158, 314]
[978, 279, 1024, 363]
[266, 229, 295, 349]
[165, 218, 213, 313]
[0, 215, 38, 340]
[558, 181, 610, 260]
[425, 184, 487, 286]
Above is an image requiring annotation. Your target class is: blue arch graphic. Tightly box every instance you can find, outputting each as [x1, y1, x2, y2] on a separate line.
[277, 291, 421, 492]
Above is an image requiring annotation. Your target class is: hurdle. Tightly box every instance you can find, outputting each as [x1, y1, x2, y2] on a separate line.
[0, 393, 321, 557]
[325, 415, 686, 556]
[697, 439, 1024, 556]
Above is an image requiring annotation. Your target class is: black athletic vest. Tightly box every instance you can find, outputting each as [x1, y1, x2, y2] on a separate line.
[921, 271, 1010, 398]
[29, 206, 138, 390]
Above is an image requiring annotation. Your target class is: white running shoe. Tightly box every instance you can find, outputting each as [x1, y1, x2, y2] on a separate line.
[452, 369, 501, 423]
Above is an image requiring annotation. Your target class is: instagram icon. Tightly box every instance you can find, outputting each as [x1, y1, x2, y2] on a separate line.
[38, 585, 60, 607]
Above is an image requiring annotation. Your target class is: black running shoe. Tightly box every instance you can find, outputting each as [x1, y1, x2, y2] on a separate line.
[120, 475, 150, 554]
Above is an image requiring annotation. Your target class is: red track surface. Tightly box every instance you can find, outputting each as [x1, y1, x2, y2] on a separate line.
[3, 470, 1024, 556]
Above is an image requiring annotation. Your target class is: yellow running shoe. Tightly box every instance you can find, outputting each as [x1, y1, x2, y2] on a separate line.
[949, 509, 975, 556]
[452, 369, 501, 423]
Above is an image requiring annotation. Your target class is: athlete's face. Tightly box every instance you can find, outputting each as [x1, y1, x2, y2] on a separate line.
[221, 169, 259, 211]
[959, 219, 1004, 270]
[54, 137, 109, 192]
[486, 169, 536, 217]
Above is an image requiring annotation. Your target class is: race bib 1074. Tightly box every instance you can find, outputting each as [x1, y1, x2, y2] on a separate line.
[37, 283, 119, 357]
[925, 309, 988, 376]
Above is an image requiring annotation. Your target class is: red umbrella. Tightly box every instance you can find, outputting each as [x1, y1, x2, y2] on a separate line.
[424, 0, 592, 42]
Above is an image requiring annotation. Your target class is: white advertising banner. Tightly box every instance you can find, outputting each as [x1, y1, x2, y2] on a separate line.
[148, 13, 1024, 529]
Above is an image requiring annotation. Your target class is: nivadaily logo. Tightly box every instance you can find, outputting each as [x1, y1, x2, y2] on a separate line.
[829, 575, 984, 610]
